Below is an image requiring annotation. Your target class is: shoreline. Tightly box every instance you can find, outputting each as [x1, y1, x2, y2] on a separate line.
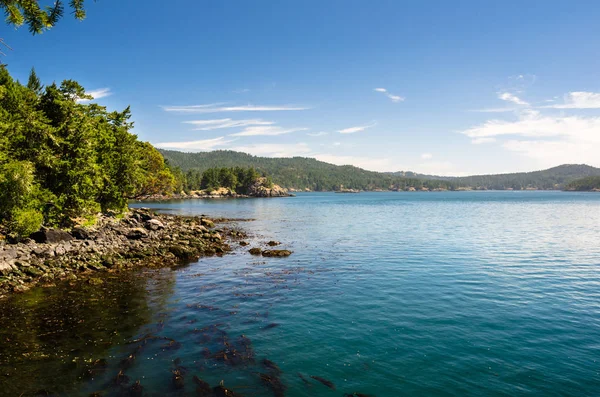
[0, 209, 245, 299]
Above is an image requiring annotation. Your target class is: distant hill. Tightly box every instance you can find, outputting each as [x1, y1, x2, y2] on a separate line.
[564, 176, 600, 191]
[160, 150, 600, 191]
[410, 164, 600, 190]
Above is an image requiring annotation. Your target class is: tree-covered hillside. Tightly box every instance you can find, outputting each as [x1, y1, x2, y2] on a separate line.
[403, 164, 600, 190]
[564, 176, 600, 191]
[161, 150, 600, 192]
[160, 150, 456, 191]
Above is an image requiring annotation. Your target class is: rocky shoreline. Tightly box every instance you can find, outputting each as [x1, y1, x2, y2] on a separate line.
[0, 209, 245, 298]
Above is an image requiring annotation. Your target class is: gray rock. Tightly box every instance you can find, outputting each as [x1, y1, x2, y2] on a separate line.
[31, 229, 74, 244]
[71, 227, 91, 240]
[145, 219, 165, 231]
[127, 228, 148, 240]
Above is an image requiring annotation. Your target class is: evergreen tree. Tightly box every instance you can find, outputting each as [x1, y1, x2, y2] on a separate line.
[26, 67, 43, 94]
[1, 0, 86, 34]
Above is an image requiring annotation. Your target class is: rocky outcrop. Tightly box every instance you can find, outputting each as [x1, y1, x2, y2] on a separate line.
[0, 209, 238, 298]
[247, 178, 292, 197]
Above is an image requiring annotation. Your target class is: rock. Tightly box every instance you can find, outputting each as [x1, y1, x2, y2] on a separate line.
[144, 219, 165, 231]
[88, 278, 104, 286]
[262, 250, 292, 257]
[71, 227, 90, 240]
[0, 262, 12, 276]
[267, 241, 280, 246]
[249, 248, 262, 256]
[169, 245, 197, 262]
[239, 241, 249, 246]
[247, 177, 292, 197]
[126, 228, 148, 240]
[201, 218, 215, 228]
[31, 228, 74, 244]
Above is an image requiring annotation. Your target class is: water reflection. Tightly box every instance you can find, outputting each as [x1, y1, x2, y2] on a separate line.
[0, 269, 175, 396]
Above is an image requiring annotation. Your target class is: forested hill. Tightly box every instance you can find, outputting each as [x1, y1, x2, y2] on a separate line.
[160, 150, 402, 191]
[392, 164, 600, 190]
[160, 150, 600, 191]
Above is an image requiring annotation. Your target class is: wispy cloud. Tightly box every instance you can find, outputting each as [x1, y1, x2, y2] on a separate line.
[184, 119, 274, 131]
[307, 131, 328, 137]
[229, 126, 308, 137]
[78, 88, 112, 102]
[338, 122, 377, 134]
[233, 88, 250, 94]
[374, 87, 405, 103]
[162, 104, 309, 113]
[543, 92, 600, 109]
[421, 153, 433, 160]
[498, 92, 529, 106]
[153, 136, 233, 151]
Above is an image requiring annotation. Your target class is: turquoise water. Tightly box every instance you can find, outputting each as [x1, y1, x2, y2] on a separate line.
[3, 191, 600, 396]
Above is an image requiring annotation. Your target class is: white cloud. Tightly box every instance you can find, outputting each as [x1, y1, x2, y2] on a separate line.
[374, 87, 405, 103]
[153, 136, 233, 151]
[498, 92, 529, 106]
[78, 88, 112, 102]
[162, 104, 309, 113]
[421, 153, 433, 160]
[333, 142, 341, 146]
[233, 88, 250, 93]
[471, 137, 497, 144]
[184, 118, 274, 131]
[338, 122, 377, 134]
[229, 126, 308, 137]
[307, 131, 328, 137]
[460, 108, 600, 167]
[228, 143, 312, 157]
[544, 92, 600, 109]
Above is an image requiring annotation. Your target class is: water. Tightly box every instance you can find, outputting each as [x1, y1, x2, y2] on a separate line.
[2, 191, 600, 396]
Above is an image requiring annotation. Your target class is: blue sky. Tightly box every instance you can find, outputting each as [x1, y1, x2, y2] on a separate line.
[4, 0, 600, 175]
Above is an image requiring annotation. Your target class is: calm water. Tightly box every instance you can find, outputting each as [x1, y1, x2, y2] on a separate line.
[2, 191, 600, 396]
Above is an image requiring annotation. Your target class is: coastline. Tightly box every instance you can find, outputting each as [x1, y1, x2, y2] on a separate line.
[0, 208, 244, 299]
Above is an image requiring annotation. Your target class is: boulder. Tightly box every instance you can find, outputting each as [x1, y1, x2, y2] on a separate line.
[239, 241, 249, 246]
[201, 218, 215, 228]
[145, 219, 165, 231]
[71, 227, 91, 240]
[31, 228, 74, 244]
[262, 250, 292, 257]
[249, 247, 262, 256]
[267, 241, 280, 246]
[126, 228, 148, 240]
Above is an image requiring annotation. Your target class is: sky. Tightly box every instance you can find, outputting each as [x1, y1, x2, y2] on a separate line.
[3, 0, 600, 176]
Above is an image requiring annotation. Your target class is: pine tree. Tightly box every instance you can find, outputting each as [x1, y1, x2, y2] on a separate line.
[26, 67, 43, 94]
[1, 0, 86, 34]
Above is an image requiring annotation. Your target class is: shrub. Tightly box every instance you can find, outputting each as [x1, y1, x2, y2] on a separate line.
[10, 209, 43, 239]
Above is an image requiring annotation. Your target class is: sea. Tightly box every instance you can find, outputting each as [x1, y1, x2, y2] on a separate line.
[2, 191, 600, 396]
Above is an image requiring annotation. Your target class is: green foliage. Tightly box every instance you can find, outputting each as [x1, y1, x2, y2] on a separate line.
[1, 0, 87, 34]
[564, 176, 600, 191]
[0, 65, 177, 234]
[10, 208, 43, 238]
[187, 166, 260, 194]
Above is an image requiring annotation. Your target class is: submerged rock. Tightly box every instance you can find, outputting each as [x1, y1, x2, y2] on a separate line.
[249, 248, 262, 256]
[262, 250, 292, 257]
